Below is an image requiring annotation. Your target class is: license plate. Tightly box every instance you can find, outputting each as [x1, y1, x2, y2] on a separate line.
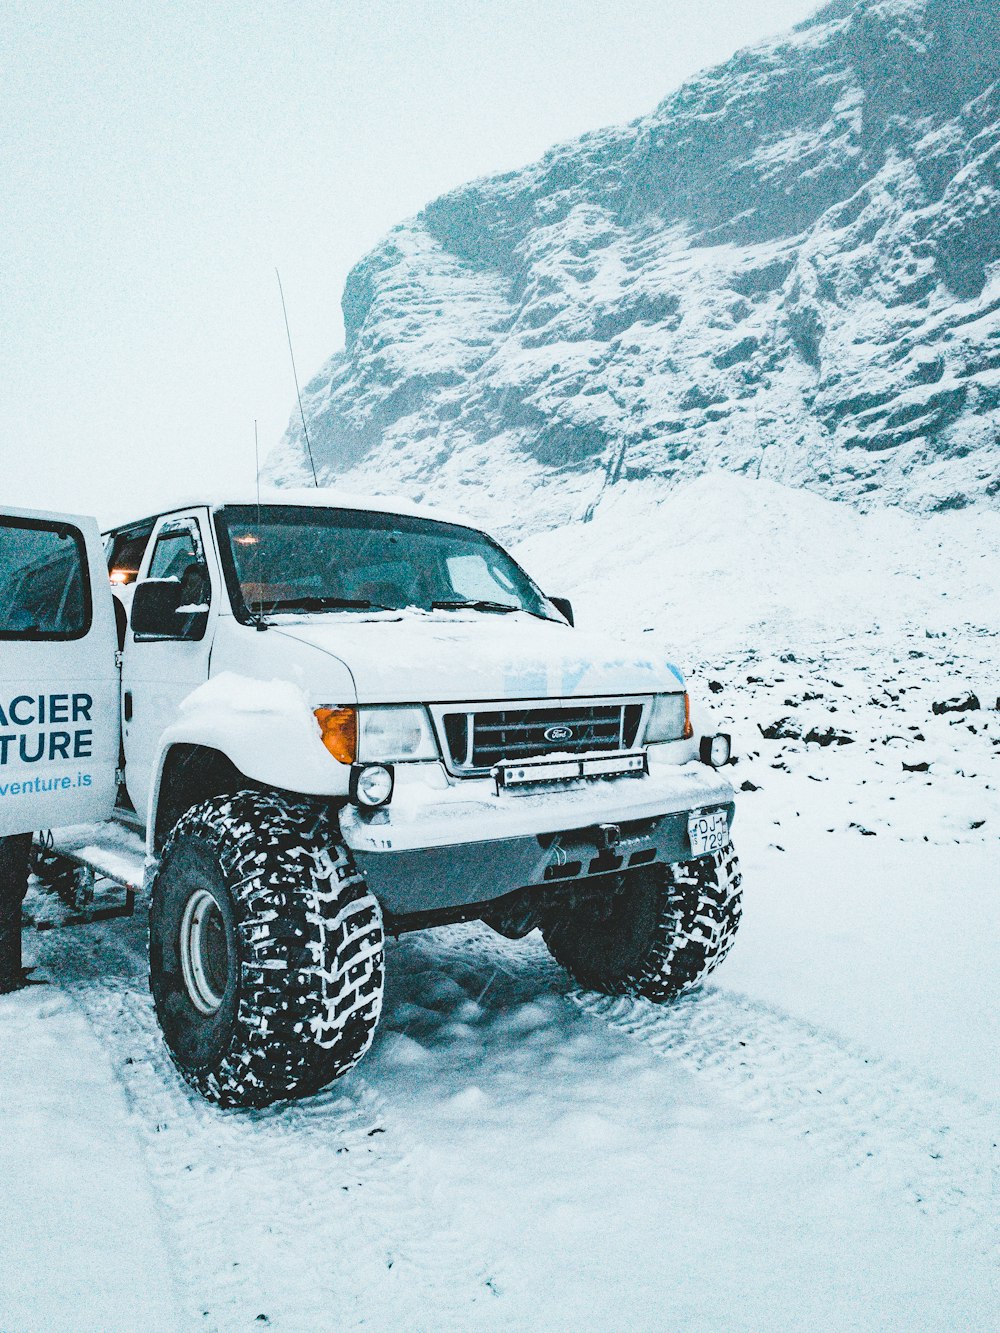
[687, 809, 728, 857]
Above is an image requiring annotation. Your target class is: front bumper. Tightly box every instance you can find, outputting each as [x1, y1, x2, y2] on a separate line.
[339, 759, 736, 917]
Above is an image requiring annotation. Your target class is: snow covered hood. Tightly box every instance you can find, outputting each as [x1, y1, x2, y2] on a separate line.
[270, 610, 683, 705]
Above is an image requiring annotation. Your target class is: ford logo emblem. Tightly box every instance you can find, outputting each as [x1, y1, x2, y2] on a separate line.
[544, 725, 574, 743]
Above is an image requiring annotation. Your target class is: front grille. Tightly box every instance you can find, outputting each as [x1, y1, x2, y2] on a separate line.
[438, 700, 644, 773]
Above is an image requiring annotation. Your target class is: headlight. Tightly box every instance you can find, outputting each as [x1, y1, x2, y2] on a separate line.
[357, 706, 438, 762]
[645, 692, 692, 743]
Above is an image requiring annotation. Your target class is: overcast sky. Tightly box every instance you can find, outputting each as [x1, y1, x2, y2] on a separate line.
[3, 0, 819, 526]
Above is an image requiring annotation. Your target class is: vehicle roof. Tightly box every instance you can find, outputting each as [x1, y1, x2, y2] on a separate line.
[103, 487, 488, 538]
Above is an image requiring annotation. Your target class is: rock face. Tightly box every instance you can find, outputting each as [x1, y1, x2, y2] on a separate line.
[266, 0, 1000, 531]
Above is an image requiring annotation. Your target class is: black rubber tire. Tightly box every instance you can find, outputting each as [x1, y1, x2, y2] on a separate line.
[149, 790, 383, 1109]
[541, 845, 742, 1001]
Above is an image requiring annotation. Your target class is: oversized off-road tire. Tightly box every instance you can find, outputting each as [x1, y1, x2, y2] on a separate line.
[541, 845, 741, 1001]
[149, 790, 383, 1109]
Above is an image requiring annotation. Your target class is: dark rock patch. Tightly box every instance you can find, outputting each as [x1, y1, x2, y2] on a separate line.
[932, 693, 980, 714]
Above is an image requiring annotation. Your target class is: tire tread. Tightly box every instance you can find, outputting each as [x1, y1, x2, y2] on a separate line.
[150, 790, 384, 1109]
[543, 845, 742, 1002]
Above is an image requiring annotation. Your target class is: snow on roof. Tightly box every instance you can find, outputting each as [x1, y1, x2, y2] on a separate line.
[105, 486, 490, 537]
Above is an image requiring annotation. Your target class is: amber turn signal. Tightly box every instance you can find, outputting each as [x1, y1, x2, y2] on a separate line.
[314, 706, 357, 764]
[683, 692, 693, 740]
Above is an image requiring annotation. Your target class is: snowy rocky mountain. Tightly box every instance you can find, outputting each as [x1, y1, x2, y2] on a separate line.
[266, 0, 1000, 532]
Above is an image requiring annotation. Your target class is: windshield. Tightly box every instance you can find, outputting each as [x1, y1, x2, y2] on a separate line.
[217, 505, 556, 621]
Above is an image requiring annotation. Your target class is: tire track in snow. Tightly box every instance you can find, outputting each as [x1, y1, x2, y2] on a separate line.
[416, 924, 999, 1259]
[573, 985, 1000, 1259]
[33, 907, 997, 1330]
[37, 923, 498, 1332]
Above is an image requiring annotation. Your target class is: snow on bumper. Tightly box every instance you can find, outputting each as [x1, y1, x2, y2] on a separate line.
[339, 759, 736, 917]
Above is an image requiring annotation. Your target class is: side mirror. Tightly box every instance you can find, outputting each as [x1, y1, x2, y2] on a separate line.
[551, 596, 574, 627]
[131, 579, 208, 641]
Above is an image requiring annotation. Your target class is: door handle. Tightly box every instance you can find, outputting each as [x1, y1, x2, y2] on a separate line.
[124, 690, 133, 722]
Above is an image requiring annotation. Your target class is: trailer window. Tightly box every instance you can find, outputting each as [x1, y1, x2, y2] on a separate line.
[0, 518, 90, 639]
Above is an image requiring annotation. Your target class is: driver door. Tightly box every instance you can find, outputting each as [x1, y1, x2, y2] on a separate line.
[0, 507, 119, 836]
[121, 509, 219, 818]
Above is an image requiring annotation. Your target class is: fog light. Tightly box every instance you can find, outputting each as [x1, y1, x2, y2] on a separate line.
[700, 733, 731, 768]
[350, 763, 394, 808]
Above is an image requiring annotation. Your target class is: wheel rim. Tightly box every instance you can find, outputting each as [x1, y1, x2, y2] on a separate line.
[179, 888, 229, 1016]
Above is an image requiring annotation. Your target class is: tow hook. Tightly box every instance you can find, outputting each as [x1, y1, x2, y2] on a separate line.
[596, 823, 621, 851]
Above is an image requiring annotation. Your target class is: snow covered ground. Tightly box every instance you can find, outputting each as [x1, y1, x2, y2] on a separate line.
[2, 474, 998, 1330]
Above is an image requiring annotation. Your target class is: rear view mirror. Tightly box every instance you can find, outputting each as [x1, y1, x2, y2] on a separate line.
[131, 579, 207, 641]
[551, 596, 574, 626]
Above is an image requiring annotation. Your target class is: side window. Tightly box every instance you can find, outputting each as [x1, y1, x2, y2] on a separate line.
[106, 526, 153, 586]
[148, 531, 197, 579]
[146, 522, 211, 608]
[130, 518, 212, 643]
[0, 517, 90, 639]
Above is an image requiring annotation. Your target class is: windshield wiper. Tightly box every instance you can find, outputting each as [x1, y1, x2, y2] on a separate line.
[264, 595, 392, 613]
[432, 598, 560, 622]
[431, 598, 521, 615]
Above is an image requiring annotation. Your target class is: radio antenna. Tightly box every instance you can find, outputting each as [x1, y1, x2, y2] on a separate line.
[254, 417, 262, 518]
[252, 418, 267, 630]
[276, 267, 320, 487]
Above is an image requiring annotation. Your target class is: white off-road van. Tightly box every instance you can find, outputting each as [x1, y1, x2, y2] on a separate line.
[0, 494, 740, 1108]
